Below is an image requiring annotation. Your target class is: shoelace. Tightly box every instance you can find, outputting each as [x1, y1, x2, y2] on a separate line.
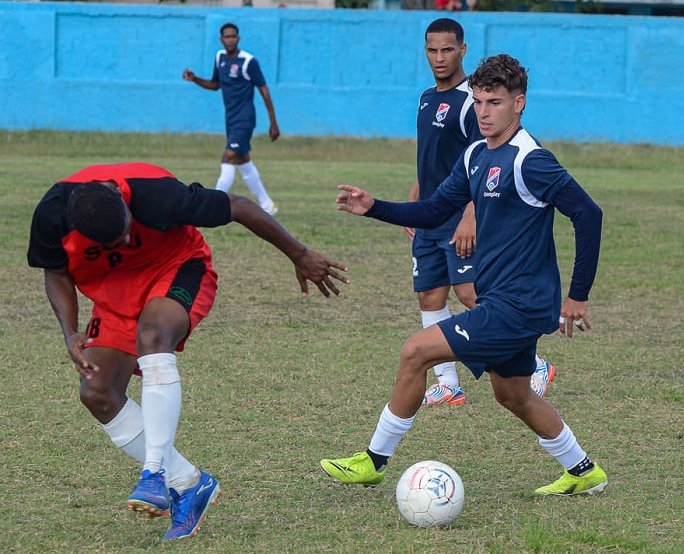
[168, 489, 185, 524]
[138, 470, 166, 492]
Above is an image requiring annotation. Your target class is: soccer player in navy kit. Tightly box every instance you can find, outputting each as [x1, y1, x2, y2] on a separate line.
[322, 54, 608, 496]
[184, 23, 280, 215]
[412, 19, 555, 406]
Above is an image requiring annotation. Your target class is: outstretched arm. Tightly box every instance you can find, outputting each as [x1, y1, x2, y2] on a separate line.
[337, 185, 462, 230]
[336, 184, 375, 215]
[553, 179, 603, 338]
[338, 155, 471, 229]
[257, 85, 280, 141]
[44, 268, 99, 378]
[182, 69, 220, 91]
[229, 194, 349, 297]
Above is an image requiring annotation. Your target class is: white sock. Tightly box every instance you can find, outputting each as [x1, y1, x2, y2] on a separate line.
[238, 161, 273, 208]
[368, 404, 416, 457]
[538, 422, 587, 470]
[421, 307, 459, 387]
[535, 354, 544, 369]
[102, 397, 146, 462]
[216, 163, 236, 194]
[101, 397, 198, 487]
[167, 466, 200, 493]
[139, 353, 182, 474]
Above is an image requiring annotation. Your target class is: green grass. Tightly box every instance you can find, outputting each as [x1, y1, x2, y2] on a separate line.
[1, 131, 682, 553]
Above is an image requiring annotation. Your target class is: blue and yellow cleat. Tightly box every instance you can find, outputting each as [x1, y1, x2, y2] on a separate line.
[163, 470, 221, 541]
[127, 469, 170, 518]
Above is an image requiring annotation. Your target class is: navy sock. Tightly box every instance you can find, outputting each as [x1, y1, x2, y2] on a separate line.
[366, 449, 389, 472]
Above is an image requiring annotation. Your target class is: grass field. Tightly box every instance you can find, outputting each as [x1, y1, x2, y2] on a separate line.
[1, 131, 682, 553]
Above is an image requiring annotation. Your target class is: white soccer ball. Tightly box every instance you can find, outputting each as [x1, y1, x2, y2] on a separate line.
[396, 460, 464, 527]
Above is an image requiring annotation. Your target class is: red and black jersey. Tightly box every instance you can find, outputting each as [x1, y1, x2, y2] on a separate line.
[27, 162, 231, 317]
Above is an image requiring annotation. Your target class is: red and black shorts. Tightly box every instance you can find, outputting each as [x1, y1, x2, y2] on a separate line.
[84, 258, 217, 358]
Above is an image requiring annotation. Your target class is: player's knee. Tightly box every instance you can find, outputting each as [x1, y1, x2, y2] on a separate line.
[455, 289, 477, 310]
[136, 322, 176, 354]
[452, 283, 477, 309]
[223, 151, 247, 164]
[493, 387, 531, 414]
[399, 336, 431, 373]
[79, 380, 118, 421]
[417, 290, 447, 311]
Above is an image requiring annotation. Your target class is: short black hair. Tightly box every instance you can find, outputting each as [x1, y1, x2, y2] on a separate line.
[220, 23, 239, 36]
[66, 183, 128, 244]
[425, 18, 464, 44]
[469, 54, 528, 95]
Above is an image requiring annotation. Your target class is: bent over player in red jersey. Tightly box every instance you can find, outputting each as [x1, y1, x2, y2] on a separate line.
[27, 162, 349, 542]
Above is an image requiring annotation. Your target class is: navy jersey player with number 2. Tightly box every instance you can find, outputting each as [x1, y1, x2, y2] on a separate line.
[409, 18, 556, 408]
[322, 54, 608, 497]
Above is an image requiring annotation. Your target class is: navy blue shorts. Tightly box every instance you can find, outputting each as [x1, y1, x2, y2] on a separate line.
[437, 302, 540, 379]
[412, 233, 478, 292]
[224, 127, 253, 156]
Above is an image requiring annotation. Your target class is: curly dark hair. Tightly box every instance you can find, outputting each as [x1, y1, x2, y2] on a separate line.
[66, 183, 128, 244]
[469, 54, 528, 95]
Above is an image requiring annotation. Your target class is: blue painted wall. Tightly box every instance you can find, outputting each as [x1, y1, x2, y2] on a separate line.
[1, 3, 683, 145]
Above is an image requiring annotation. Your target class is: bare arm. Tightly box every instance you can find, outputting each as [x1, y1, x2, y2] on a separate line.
[257, 85, 280, 141]
[182, 69, 220, 91]
[44, 268, 99, 378]
[228, 194, 348, 297]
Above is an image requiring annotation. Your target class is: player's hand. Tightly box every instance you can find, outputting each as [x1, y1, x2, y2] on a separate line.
[336, 185, 374, 216]
[559, 298, 591, 338]
[182, 69, 196, 81]
[269, 122, 280, 142]
[404, 227, 415, 241]
[65, 332, 99, 379]
[450, 202, 476, 258]
[292, 248, 350, 297]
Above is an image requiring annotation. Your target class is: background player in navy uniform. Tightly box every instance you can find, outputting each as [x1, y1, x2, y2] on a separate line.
[322, 54, 608, 496]
[410, 18, 555, 406]
[27, 163, 348, 541]
[184, 23, 280, 215]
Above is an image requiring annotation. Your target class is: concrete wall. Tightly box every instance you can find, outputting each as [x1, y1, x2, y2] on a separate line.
[1, 3, 683, 145]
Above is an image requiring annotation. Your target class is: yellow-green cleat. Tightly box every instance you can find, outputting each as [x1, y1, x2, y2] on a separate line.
[535, 463, 608, 496]
[320, 452, 386, 486]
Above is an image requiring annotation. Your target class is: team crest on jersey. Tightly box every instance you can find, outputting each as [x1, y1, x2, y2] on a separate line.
[435, 103, 451, 122]
[486, 167, 501, 191]
[229, 63, 239, 78]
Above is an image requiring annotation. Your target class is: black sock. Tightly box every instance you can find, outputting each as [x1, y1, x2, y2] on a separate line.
[366, 449, 389, 472]
[568, 456, 594, 477]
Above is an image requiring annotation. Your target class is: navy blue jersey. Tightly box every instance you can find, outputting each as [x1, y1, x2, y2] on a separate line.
[368, 127, 602, 334]
[211, 49, 266, 129]
[416, 79, 481, 238]
[437, 129, 573, 333]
